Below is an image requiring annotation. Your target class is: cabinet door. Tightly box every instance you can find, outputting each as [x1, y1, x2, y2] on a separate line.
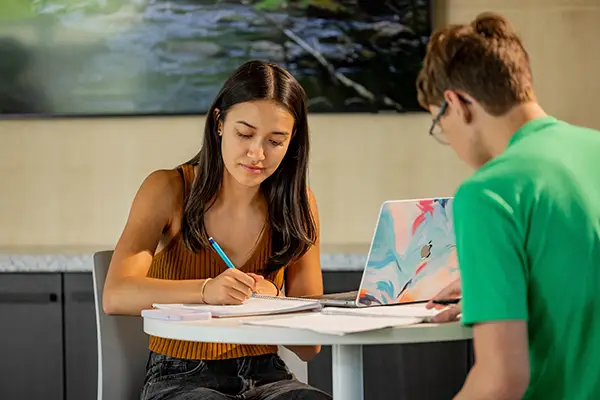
[64, 273, 98, 400]
[0, 273, 63, 400]
[364, 341, 469, 400]
[321, 270, 363, 295]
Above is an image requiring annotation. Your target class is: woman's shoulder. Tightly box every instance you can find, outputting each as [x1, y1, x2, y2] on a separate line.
[306, 186, 318, 209]
[142, 168, 184, 194]
[135, 167, 186, 216]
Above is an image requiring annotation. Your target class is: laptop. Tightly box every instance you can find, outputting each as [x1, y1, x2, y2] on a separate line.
[308, 198, 460, 308]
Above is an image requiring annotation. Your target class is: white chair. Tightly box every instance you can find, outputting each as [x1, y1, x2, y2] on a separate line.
[278, 289, 309, 383]
[93, 250, 149, 400]
[278, 345, 308, 383]
[92, 250, 308, 400]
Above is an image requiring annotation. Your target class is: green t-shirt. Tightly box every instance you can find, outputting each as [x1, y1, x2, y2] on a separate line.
[454, 116, 600, 399]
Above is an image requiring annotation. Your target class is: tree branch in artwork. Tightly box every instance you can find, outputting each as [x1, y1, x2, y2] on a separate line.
[246, 1, 404, 111]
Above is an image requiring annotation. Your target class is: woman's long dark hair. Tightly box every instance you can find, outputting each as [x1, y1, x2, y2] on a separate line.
[181, 60, 316, 275]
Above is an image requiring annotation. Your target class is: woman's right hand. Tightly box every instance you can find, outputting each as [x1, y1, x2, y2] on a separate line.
[202, 269, 257, 305]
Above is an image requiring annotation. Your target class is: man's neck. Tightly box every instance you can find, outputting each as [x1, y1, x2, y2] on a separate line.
[483, 102, 547, 158]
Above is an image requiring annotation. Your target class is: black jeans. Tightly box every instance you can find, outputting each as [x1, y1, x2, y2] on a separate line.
[141, 351, 332, 400]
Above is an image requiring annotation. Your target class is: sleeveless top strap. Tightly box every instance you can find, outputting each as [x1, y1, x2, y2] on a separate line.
[177, 164, 194, 202]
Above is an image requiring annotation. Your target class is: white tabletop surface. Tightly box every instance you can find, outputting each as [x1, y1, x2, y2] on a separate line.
[144, 313, 473, 346]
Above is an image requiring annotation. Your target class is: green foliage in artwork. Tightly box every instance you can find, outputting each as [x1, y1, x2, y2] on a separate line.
[253, 0, 347, 12]
[0, 0, 35, 20]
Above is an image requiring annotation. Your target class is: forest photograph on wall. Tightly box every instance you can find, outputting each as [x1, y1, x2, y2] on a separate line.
[0, 0, 432, 117]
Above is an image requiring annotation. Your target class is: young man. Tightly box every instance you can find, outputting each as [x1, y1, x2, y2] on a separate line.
[418, 12, 600, 400]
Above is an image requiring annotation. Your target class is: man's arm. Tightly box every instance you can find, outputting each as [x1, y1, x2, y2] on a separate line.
[455, 321, 530, 399]
[452, 183, 531, 399]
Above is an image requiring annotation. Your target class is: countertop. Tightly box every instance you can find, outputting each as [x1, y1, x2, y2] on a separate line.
[0, 244, 369, 273]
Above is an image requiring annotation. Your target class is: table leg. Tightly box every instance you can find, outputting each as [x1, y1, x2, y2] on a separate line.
[331, 344, 363, 400]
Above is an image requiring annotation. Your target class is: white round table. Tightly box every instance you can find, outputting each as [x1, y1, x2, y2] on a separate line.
[144, 314, 472, 400]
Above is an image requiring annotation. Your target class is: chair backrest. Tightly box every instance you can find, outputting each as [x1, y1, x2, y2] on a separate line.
[92, 250, 149, 400]
[277, 285, 308, 384]
[277, 345, 308, 384]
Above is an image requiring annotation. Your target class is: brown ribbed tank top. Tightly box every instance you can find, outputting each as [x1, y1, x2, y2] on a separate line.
[147, 164, 285, 360]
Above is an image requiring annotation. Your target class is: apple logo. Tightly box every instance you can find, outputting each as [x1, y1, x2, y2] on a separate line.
[420, 241, 433, 259]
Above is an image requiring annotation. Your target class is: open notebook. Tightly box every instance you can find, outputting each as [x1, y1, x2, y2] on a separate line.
[152, 295, 322, 318]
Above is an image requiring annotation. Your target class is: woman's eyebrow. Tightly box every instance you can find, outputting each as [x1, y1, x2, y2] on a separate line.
[235, 120, 256, 129]
[236, 120, 290, 136]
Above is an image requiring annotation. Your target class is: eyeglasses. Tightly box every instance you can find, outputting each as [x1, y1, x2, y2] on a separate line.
[429, 102, 449, 145]
[428, 95, 472, 145]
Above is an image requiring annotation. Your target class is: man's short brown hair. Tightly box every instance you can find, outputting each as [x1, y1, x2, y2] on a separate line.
[417, 12, 536, 116]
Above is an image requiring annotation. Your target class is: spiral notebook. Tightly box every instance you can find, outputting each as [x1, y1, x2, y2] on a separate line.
[152, 295, 322, 318]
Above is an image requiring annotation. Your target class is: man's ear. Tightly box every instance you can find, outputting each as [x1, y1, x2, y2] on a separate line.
[443, 90, 473, 125]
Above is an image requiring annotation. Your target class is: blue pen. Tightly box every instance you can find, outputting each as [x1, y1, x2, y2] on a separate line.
[208, 237, 256, 297]
[208, 237, 237, 269]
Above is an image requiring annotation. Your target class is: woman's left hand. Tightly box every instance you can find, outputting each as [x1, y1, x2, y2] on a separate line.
[247, 273, 279, 296]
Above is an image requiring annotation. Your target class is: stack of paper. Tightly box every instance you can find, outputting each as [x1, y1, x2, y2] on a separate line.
[242, 313, 423, 335]
[153, 296, 321, 318]
[321, 303, 443, 320]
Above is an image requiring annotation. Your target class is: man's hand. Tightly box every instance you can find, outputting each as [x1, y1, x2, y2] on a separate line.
[426, 278, 462, 322]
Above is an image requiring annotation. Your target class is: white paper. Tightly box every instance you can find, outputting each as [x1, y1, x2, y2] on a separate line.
[153, 297, 321, 317]
[242, 313, 423, 335]
[321, 304, 444, 320]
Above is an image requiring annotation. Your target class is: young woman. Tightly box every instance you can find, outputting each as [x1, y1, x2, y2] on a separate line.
[103, 60, 331, 400]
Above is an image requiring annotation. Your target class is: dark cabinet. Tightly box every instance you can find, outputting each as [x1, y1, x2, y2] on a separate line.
[63, 273, 98, 400]
[307, 271, 472, 399]
[363, 341, 469, 399]
[0, 273, 98, 400]
[0, 273, 64, 400]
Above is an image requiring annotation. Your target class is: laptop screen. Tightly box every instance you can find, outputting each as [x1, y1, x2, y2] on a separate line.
[357, 198, 459, 306]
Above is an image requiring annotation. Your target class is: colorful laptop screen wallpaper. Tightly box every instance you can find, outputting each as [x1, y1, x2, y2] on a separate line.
[358, 199, 459, 306]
